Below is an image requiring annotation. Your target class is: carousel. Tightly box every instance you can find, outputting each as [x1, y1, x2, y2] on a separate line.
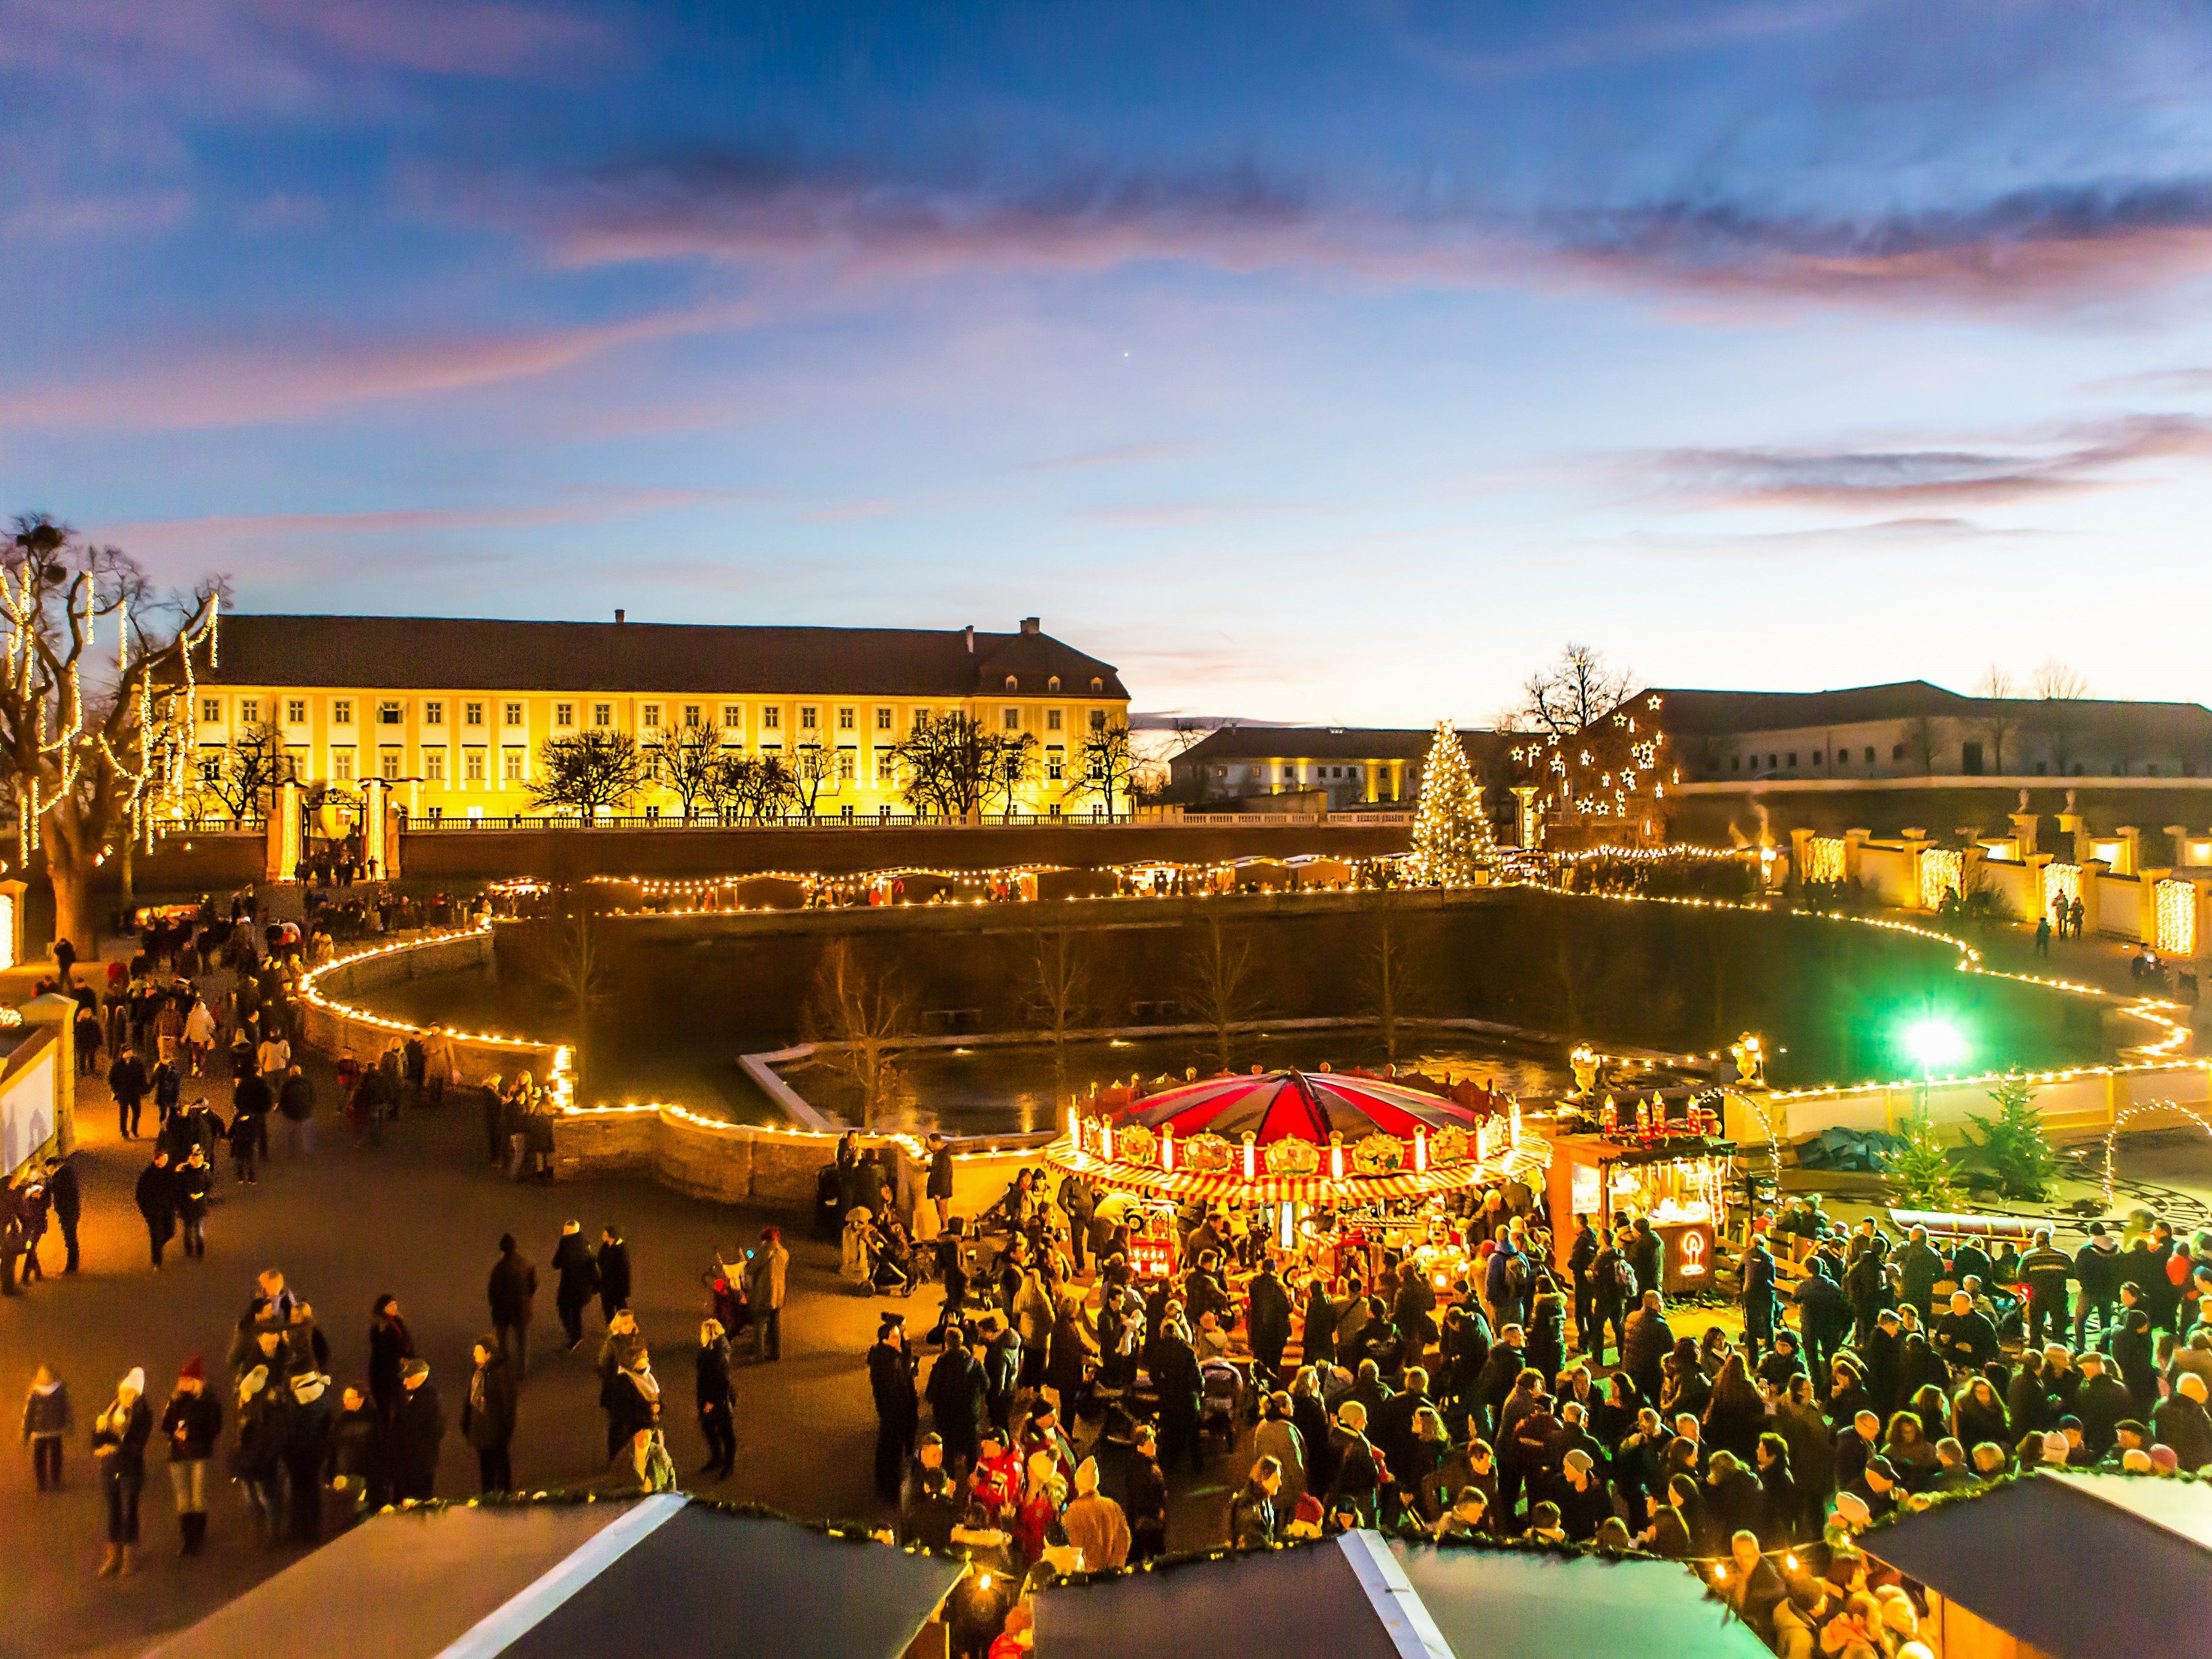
[1049, 1068, 1552, 1285]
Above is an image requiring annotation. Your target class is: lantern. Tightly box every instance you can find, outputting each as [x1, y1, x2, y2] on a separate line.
[1161, 1126, 1176, 1173]
[1413, 1126, 1428, 1173]
[1242, 1132, 1257, 1181]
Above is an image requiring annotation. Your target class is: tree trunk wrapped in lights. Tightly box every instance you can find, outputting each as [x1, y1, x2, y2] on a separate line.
[1403, 719, 1491, 887]
[2, 515, 222, 956]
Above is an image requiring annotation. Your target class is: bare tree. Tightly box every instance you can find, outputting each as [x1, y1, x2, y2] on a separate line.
[542, 894, 611, 1100]
[789, 739, 837, 816]
[1904, 713, 1941, 776]
[199, 718, 292, 822]
[708, 753, 795, 821]
[1182, 913, 1263, 1073]
[894, 711, 996, 820]
[1072, 718, 1138, 818]
[1358, 899, 1424, 1064]
[801, 939, 913, 1129]
[2030, 658, 2090, 701]
[987, 729, 1039, 819]
[1523, 642, 1632, 737]
[1024, 927, 1092, 1108]
[657, 720, 724, 819]
[530, 730, 643, 817]
[1971, 666, 2021, 775]
[0, 515, 222, 953]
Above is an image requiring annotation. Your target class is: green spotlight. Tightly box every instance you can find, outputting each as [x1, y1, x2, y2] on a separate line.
[1903, 1017, 1967, 1073]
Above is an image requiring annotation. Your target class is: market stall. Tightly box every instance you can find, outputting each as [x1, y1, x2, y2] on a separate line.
[1544, 1115, 1736, 1296]
[1049, 1068, 1551, 1283]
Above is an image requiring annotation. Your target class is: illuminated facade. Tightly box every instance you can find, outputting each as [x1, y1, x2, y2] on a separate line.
[183, 614, 1130, 819]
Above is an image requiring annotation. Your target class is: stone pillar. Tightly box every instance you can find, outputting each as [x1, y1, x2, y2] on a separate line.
[2114, 827, 2142, 878]
[1901, 828, 1929, 907]
[1789, 827, 1815, 884]
[2009, 810, 2039, 859]
[2056, 809, 2088, 865]
[2026, 853, 2053, 923]
[2080, 859, 2108, 937]
[266, 779, 301, 882]
[2164, 824, 2191, 872]
[1843, 827, 1869, 884]
[2141, 867, 2172, 949]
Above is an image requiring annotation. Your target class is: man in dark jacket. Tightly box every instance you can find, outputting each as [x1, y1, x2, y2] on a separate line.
[923, 1329, 985, 1473]
[925, 1134, 955, 1233]
[551, 1222, 598, 1350]
[1621, 1292, 1673, 1408]
[1741, 1236, 1781, 1362]
[46, 1154, 81, 1274]
[135, 1151, 176, 1268]
[869, 1314, 919, 1500]
[1794, 1259, 1849, 1391]
[2021, 1228, 2073, 1350]
[110, 1047, 151, 1138]
[285, 1370, 337, 1540]
[1934, 1290, 1998, 1375]
[1567, 1216, 1600, 1353]
[597, 1225, 632, 1325]
[389, 1360, 444, 1501]
[2072, 1351, 2131, 1454]
[2075, 1223, 2125, 1351]
[461, 1340, 518, 1494]
[1245, 1264, 1293, 1384]
[1895, 1227, 1943, 1319]
[487, 1234, 539, 1377]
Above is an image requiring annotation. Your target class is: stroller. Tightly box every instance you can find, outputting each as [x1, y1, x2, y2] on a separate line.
[1197, 1358, 1248, 1459]
[840, 1208, 913, 1297]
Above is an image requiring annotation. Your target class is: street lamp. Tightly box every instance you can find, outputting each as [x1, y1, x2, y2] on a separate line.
[1902, 1016, 1967, 1117]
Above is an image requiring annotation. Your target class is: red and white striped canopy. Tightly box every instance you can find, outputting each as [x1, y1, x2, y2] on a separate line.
[1109, 1069, 1496, 1146]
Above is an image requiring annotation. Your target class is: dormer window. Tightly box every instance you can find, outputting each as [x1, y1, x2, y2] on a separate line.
[1004, 674, 1018, 691]
[1049, 676, 1061, 693]
[1090, 677, 1103, 693]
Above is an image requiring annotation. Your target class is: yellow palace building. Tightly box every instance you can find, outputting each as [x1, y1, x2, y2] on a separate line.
[185, 612, 1131, 819]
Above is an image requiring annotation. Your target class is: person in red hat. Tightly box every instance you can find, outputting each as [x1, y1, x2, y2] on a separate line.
[159, 1358, 222, 1557]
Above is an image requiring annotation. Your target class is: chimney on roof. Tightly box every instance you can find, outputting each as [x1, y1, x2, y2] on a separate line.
[614, 609, 626, 624]
[964, 625, 974, 653]
[1020, 616, 1041, 635]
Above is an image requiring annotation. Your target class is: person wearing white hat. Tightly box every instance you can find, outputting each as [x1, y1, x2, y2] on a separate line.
[92, 1369, 152, 1576]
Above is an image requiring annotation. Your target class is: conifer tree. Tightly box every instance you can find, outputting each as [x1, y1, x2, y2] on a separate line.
[1884, 1113, 1963, 1210]
[1404, 719, 1491, 886]
[1964, 1075, 2058, 1200]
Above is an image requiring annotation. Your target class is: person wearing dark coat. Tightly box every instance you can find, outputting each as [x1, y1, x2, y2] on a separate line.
[461, 1339, 519, 1493]
[2152, 1376, 2212, 1472]
[389, 1361, 444, 1501]
[2113, 1305, 2159, 1415]
[551, 1222, 598, 1349]
[159, 1361, 223, 1555]
[1621, 1293, 1673, 1409]
[1740, 1238, 1782, 1361]
[869, 1316, 920, 1501]
[172, 1149, 213, 1260]
[109, 1050, 151, 1138]
[1125, 1426, 1169, 1562]
[1246, 1265, 1293, 1383]
[487, 1234, 539, 1377]
[924, 1332, 987, 1472]
[696, 1321, 736, 1479]
[1933, 1293, 1999, 1376]
[1301, 1279, 1340, 1369]
[596, 1226, 632, 1325]
[1153, 1324, 1205, 1475]
[134, 1152, 176, 1268]
[1793, 1262, 1849, 1389]
[324, 1387, 385, 1518]
[92, 1370, 154, 1574]
[47, 1154, 81, 1274]
[2072, 1353, 2131, 1454]
[1229, 1459, 1280, 1548]
[367, 1295, 415, 1420]
[284, 1371, 337, 1541]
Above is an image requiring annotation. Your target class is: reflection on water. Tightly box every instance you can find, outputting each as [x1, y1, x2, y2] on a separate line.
[784, 1031, 1569, 1135]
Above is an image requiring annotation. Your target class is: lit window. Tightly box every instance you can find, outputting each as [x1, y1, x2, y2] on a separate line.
[504, 702, 524, 727]
[241, 699, 261, 725]
[464, 750, 485, 784]
[287, 699, 307, 725]
[464, 702, 484, 727]
[1089, 710, 1106, 731]
[424, 701, 443, 726]
[1047, 748, 1064, 782]
[332, 748, 355, 782]
[328, 700, 348, 725]
[1091, 677, 1103, 693]
[1047, 709, 1063, 732]
[683, 703, 701, 728]
[764, 707, 781, 731]
[642, 704, 661, 728]
[423, 750, 445, 782]
[380, 750, 401, 781]
[837, 750, 856, 782]
[875, 753, 895, 784]
[722, 704, 742, 729]
[592, 703, 612, 728]
[1005, 675, 1018, 691]
[554, 703, 574, 728]
[800, 706, 818, 731]
[838, 706, 855, 731]
[875, 707, 892, 731]
[1864, 746, 1875, 763]
[378, 702, 403, 725]
[201, 697, 221, 723]
[1004, 707, 1020, 731]
[503, 749, 524, 782]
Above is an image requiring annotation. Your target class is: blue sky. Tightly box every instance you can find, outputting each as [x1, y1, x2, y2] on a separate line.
[7, 0, 2212, 724]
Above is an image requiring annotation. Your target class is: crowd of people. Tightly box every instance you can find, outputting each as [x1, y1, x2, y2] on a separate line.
[852, 1156, 2212, 1659]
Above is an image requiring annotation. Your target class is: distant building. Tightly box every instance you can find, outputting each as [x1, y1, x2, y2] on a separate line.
[1659, 681, 2212, 782]
[1170, 724, 1512, 812]
[181, 613, 1131, 819]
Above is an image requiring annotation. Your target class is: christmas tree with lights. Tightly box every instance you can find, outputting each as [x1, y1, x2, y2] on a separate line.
[1405, 719, 1492, 886]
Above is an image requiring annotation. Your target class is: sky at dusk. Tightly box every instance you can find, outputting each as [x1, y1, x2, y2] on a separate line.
[7, 1, 2212, 726]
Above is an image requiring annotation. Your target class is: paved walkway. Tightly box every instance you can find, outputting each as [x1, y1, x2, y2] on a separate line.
[3, 1058, 900, 1659]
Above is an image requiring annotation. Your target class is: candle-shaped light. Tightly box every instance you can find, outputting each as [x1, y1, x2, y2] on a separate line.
[1242, 1132, 1257, 1180]
[1413, 1126, 1428, 1173]
[1161, 1126, 1176, 1172]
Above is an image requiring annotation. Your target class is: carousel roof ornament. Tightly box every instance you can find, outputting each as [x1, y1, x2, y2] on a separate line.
[1051, 1069, 1549, 1204]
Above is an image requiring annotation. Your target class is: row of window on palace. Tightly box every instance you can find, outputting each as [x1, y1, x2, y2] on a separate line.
[1716, 744, 2198, 778]
[199, 696, 1110, 737]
